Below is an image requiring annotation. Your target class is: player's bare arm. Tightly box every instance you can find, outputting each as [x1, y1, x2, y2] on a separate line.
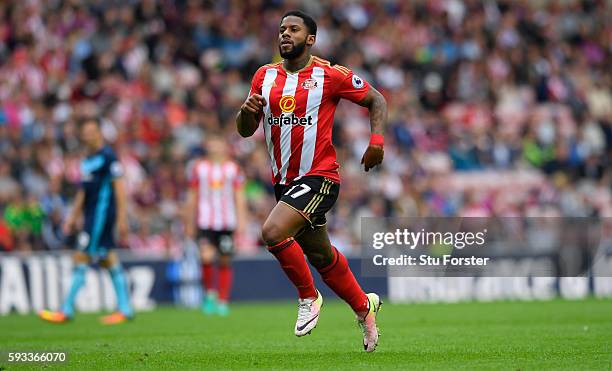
[234, 184, 248, 236]
[357, 86, 387, 172]
[236, 94, 266, 137]
[62, 189, 85, 235]
[184, 188, 198, 239]
[113, 177, 129, 241]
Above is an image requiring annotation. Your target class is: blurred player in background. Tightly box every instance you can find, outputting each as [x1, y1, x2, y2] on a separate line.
[39, 119, 133, 325]
[185, 134, 247, 316]
[236, 10, 387, 352]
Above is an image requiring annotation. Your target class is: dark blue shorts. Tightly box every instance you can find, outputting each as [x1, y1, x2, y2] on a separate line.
[78, 217, 116, 259]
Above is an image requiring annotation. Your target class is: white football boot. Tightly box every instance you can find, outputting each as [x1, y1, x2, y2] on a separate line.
[294, 289, 323, 336]
[357, 293, 382, 352]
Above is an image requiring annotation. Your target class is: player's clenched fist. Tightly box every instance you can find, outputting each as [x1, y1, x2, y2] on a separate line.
[241, 94, 267, 115]
[361, 145, 384, 172]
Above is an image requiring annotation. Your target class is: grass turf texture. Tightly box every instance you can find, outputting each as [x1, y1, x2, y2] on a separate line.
[1, 298, 611, 370]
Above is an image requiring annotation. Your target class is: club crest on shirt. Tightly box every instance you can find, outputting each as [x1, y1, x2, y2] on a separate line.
[301, 78, 318, 90]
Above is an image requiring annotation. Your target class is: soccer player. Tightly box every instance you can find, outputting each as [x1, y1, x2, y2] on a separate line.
[235, 10, 387, 352]
[185, 134, 247, 316]
[39, 118, 133, 325]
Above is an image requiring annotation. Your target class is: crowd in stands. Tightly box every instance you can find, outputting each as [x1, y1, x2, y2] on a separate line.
[0, 0, 609, 254]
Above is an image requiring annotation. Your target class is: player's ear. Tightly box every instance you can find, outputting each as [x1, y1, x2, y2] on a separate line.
[306, 34, 315, 47]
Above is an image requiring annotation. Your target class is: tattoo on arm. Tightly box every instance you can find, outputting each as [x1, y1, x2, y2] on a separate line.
[358, 87, 387, 136]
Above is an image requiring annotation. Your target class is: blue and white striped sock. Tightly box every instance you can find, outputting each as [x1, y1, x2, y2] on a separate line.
[109, 264, 133, 317]
[61, 264, 87, 317]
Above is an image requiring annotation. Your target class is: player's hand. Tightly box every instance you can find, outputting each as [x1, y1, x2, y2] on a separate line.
[62, 218, 75, 236]
[361, 145, 384, 172]
[235, 222, 246, 240]
[117, 217, 129, 242]
[241, 94, 266, 115]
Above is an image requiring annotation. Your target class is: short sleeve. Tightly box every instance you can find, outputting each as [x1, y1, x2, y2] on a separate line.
[106, 150, 123, 179]
[248, 66, 266, 97]
[233, 165, 245, 189]
[331, 65, 370, 103]
[189, 162, 199, 189]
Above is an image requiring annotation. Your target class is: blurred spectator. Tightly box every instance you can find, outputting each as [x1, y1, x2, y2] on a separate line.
[3, 191, 44, 251]
[0, 219, 14, 251]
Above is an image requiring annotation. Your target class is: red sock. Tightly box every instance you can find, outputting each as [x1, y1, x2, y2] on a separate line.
[202, 263, 216, 292]
[217, 265, 233, 302]
[268, 238, 317, 299]
[317, 247, 368, 313]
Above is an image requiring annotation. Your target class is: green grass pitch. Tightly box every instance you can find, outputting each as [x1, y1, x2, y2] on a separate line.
[1, 298, 611, 370]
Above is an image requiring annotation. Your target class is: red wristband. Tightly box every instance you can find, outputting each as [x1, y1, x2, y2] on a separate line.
[369, 134, 384, 147]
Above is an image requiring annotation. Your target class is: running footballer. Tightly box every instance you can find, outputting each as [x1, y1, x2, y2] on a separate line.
[236, 10, 387, 352]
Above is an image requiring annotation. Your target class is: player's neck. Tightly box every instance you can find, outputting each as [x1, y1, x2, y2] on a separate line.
[209, 155, 226, 163]
[283, 54, 312, 73]
[88, 141, 104, 154]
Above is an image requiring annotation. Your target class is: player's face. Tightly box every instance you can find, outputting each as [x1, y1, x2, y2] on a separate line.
[207, 136, 227, 159]
[278, 16, 314, 59]
[80, 121, 103, 151]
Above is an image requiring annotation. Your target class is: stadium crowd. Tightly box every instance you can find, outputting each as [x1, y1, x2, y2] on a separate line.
[0, 0, 609, 254]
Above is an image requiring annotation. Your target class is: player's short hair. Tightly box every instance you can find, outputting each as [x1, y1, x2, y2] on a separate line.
[78, 117, 101, 129]
[281, 10, 317, 36]
[205, 132, 224, 142]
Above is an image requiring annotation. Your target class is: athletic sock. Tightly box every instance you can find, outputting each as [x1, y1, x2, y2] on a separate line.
[109, 264, 133, 317]
[268, 238, 317, 299]
[61, 263, 87, 317]
[202, 263, 216, 293]
[217, 264, 233, 302]
[316, 247, 368, 313]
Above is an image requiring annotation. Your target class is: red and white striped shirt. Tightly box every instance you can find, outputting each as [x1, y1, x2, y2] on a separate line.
[249, 56, 370, 185]
[189, 159, 244, 231]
